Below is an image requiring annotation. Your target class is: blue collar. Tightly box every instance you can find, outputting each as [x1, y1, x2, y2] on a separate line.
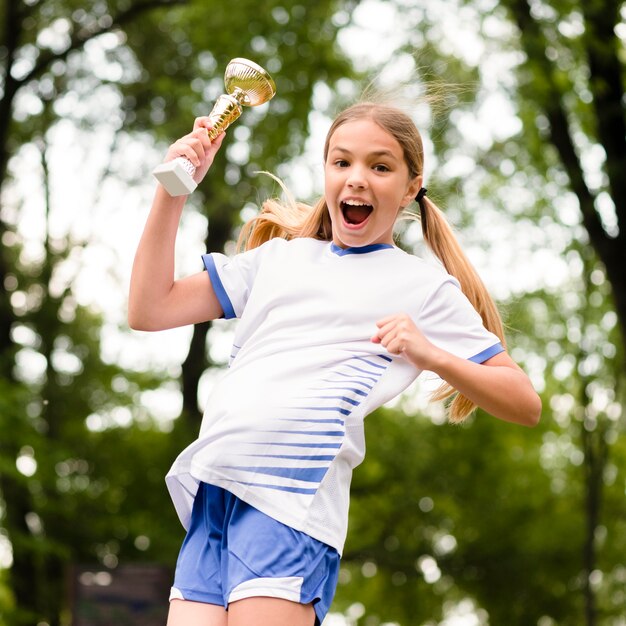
[330, 242, 394, 256]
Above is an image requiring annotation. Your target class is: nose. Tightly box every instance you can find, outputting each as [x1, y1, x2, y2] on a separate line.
[346, 164, 368, 190]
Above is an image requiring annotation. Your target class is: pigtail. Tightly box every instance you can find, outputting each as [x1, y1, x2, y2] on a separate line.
[418, 195, 506, 423]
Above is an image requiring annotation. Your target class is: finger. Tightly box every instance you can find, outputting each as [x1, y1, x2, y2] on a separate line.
[387, 336, 410, 356]
[385, 343, 400, 354]
[169, 138, 205, 167]
[374, 320, 399, 340]
[382, 337, 402, 355]
[375, 314, 399, 328]
[187, 128, 213, 153]
[185, 143, 205, 166]
[167, 144, 199, 166]
[377, 329, 400, 351]
[192, 130, 215, 156]
[210, 131, 226, 151]
[193, 116, 213, 131]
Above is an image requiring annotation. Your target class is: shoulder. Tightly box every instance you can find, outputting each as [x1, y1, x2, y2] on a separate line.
[388, 246, 454, 285]
[254, 236, 324, 252]
[237, 237, 326, 267]
[275, 236, 327, 257]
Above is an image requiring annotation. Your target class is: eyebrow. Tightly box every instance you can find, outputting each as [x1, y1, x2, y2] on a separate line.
[331, 146, 399, 160]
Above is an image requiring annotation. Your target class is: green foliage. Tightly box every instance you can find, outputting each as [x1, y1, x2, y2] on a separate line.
[337, 389, 625, 625]
[0, 214, 172, 623]
[116, 0, 358, 206]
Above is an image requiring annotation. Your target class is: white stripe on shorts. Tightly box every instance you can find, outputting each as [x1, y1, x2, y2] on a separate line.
[169, 587, 185, 601]
[228, 576, 304, 604]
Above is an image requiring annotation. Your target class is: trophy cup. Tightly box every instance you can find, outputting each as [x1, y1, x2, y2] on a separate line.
[153, 58, 276, 196]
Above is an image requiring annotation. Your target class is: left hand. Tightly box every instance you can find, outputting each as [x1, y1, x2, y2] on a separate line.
[373, 314, 542, 426]
[371, 313, 442, 371]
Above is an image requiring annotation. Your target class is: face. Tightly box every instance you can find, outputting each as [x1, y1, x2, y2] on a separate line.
[324, 118, 421, 249]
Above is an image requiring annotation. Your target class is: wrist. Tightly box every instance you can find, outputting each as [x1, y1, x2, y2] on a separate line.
[154, 183, 189, 207]
[426, 346, 454, 375]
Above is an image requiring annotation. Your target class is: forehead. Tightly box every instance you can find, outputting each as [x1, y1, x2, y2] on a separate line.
[328, 118, 404, 158]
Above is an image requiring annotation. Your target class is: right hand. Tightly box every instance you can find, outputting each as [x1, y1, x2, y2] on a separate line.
[163, 117, 226, 184]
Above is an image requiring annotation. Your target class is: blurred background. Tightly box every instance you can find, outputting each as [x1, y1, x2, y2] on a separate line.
[1, 0, 625, 624]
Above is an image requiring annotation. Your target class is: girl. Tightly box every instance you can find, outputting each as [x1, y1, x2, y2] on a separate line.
[129, 101, 541, 626]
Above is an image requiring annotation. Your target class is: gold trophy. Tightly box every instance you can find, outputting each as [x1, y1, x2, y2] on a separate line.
[153, 58, 276, 196]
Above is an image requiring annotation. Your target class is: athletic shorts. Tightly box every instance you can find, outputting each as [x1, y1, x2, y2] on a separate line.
[170, 482, 340, 625]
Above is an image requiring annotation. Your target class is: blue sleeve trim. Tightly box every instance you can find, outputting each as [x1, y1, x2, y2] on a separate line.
[468, 342, 505, 364]
[202, 254, 236, 319]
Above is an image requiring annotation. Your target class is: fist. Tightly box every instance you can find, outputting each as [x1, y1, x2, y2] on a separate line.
[164, 117, 226, 183]
[372, 313, 441, 370]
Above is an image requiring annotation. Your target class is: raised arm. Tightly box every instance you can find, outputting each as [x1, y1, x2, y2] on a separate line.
[128, 119, 226, 331]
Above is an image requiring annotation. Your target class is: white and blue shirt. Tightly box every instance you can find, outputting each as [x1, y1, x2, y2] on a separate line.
[165, 237, 503, 554]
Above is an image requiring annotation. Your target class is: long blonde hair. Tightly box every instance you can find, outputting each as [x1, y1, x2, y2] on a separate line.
[238, 102, 506, 423]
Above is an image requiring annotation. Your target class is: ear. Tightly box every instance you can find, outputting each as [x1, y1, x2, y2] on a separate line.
[400, 175, 423, 208]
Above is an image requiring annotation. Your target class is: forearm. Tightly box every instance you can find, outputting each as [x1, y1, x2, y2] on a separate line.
[128, 186, 186, 328]
[430, 350, 541, 427]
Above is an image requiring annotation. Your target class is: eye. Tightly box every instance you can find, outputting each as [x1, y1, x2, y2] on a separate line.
[373, 163, 390, 172]
[334, 159, 350, 168]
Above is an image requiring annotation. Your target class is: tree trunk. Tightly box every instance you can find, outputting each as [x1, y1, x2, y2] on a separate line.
[0, 0, 24, 378]
[503, 0, 626, 355]
[581, 423, 604, 626]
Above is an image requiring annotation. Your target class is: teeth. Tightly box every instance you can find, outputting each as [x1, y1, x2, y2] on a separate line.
[343, 199, 370, 206]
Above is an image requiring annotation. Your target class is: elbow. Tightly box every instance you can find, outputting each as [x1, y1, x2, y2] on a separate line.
[128, 304, 157, 332]
[128, 304, 174, 332]
[498, 392, 542, 427]
[127, 292, 144, 331]
[128, 311, 147, 332]
[522, 393, 542, 427]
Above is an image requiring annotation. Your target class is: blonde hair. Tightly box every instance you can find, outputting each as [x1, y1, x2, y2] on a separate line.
[238, 102, 506, 423]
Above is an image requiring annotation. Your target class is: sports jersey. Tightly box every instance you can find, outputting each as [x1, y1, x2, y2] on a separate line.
[165, 237, 503, 554]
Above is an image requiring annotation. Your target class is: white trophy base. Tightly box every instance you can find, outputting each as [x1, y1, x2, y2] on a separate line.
[153, 159, 198, 196]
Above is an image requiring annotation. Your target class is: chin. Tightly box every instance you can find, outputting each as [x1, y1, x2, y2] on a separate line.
[336, 231, 370, 247]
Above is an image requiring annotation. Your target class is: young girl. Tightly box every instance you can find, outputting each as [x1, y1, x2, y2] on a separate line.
[129, 101, 541, 626]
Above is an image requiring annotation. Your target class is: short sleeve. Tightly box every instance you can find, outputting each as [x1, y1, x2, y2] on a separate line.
[202, 239, 277, 319]
[417, 278, 504, 363]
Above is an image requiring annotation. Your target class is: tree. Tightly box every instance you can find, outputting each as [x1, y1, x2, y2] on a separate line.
[454, 2, 626, 622]
[498, 0, 626, 350]
[0, 115, 171, 624]
[0, 1, 357, 623]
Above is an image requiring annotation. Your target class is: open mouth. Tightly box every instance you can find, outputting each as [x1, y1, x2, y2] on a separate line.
[341, 200, 373, 226]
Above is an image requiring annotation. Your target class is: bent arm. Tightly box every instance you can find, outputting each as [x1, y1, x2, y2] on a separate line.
[428, 350, 541, 427]
[373, 313, 541, 427]
[128, 121, 226, 331]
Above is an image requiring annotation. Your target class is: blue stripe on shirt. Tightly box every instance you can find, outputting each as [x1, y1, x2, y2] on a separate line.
[224, 465, 329, 483]
[202, 253, 236, 319]
[469, 342, 505, 363]
[229, 481, 318, 495]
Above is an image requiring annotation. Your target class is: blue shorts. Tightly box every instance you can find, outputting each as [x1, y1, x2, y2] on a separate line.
[170, 483, 340, 625]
